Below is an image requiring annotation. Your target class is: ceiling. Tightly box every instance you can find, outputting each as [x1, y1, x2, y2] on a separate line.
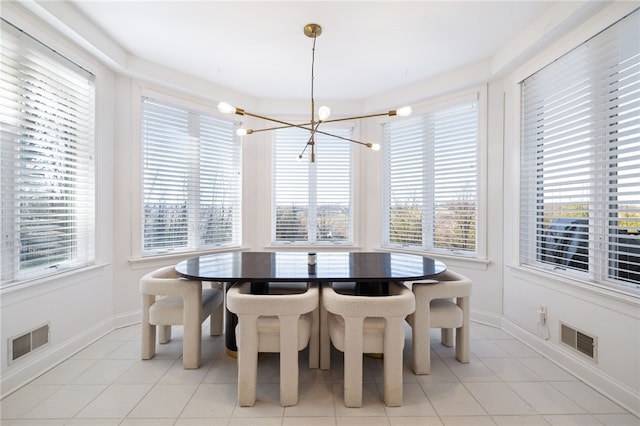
[67, 1, 557, 101]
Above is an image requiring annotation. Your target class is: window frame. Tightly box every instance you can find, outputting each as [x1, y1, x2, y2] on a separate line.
[270, 124, 356, 246]
[131, 86, 242, 260]
[1, 18, 97, 289]
[380, 88, 487, 260]
[519, 9, 640, 294]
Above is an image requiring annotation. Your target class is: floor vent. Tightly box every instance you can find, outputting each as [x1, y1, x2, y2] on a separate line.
[9, 323, 50, 363]
[560, 322, 597, 361]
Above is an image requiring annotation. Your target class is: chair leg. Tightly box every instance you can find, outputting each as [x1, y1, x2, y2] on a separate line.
[210, 302, 223, 336]
[383, 318, 405, 407]
[182, 289, 202, 369]
[308, 306, 320, 369]
[237, 317, 259, 407]
[343, 317, 364, 408]
[279, 315, 300, 406]
[456, 296, 470, 363]
[141, 295, 156, 360]
[411, 300, 432, 374]
[320, 290, 331, 370]
[441, 328, 454, 347]
[158, 325, 172, 344]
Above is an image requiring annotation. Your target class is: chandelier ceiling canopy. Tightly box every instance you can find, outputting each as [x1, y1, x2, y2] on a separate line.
[218, 23, 412, 162]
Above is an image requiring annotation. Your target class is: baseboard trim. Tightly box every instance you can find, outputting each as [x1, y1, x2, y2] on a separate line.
[113, 310, 141, 329]
[502, 317, 640, 418]
[470, 310, 502, 328]
[0, 309, 141, 399]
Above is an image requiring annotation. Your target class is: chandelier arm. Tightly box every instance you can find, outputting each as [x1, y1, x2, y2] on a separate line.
[243, 110, 397, 132]
[243, 122, 314, 133]
[298, 142, 311, 159]
[319, 111, 391, 124]
[313, 128, 374, 147]
[241, 110, 316, 133]
[242, 109, 399, 133]
[306, 121, 322, 145]
[297, 120, 321, 160]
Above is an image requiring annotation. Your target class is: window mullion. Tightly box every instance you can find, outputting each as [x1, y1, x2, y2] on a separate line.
[591, 76, 614, 283]
[308, 161, 317, 243]
[188, 113, 201, 250]
[423, 117, 435, 250]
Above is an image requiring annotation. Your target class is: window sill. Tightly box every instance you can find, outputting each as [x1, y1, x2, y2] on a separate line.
[507, 264, 640, 311]
[0, 263, 110, 303]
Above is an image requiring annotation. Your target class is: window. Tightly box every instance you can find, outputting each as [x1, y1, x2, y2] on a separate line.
[520, 9, 640, 291]
[272, 127, 353, 244]
[382, 97, 479, 255]
[141, 97, 241, 255]
[1, 20, 96, 288]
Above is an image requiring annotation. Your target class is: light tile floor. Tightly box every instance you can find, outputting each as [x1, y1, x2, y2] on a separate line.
[2, 322, 639, 426]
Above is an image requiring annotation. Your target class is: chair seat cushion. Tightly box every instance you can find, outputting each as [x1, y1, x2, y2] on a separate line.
[149, 288, 222, 325]
[235, 313, 314, 353]
[429, 299, 463, 328]
[328, 314, 397, 353]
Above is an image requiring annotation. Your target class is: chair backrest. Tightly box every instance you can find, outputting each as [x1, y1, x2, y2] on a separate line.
[140, 265, 201, 296]
[322, 282, 415, 319]
[409, 269, 471, 300]
[226, 282, 319, 317]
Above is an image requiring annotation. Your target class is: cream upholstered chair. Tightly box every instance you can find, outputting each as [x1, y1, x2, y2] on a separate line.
[322, 281, 415, 407]
[226, 282, 319, 407]
[140, 265, 224, 369]
[406, 269, 471, 374]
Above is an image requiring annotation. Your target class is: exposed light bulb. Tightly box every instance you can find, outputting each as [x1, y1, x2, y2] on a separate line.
[371, 143, 381, 151]
[318, 105, 331, 121]
[236, 128, 248, 136]
[218, 102, 236, 114]
[396, 106, 412, 117]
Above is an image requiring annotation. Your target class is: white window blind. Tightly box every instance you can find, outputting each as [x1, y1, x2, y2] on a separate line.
[1, 20, 96, 287]
[142, 97, 241, 255]
[272, 127, 353, 244]
[382, 99, 478, 254]
[520, 9, 640, 291]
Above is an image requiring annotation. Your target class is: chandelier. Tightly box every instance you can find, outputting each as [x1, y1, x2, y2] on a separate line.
[218, 23, 412, 162]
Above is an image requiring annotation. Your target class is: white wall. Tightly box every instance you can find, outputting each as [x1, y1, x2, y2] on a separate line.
[1, 0, 638, 414]
[0, 2, 115, 397]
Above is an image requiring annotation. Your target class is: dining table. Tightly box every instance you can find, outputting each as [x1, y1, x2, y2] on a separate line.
[174, 251, 446, 353]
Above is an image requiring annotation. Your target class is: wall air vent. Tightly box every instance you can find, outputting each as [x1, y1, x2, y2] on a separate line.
[560, 322, 597, 361]
[9, 323, 50, 363]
